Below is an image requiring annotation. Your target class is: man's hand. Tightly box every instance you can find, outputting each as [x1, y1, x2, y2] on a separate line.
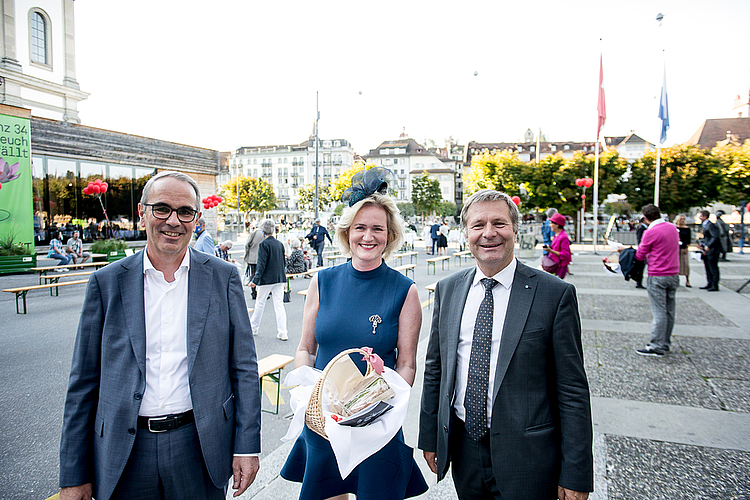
[557, 486, 589, 500]
[231, 456, 259, 497]
[423, 450, 438, 474]
[59, 483, 92, 500]
[249, 282, 256, 288]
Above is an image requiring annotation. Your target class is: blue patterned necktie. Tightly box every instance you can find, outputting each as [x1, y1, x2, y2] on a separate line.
[465, 277, 498, 441]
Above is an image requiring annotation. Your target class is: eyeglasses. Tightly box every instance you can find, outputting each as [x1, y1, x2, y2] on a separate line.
[144, 203, 198, 223]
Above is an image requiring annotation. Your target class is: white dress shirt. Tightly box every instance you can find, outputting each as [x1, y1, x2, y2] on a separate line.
[139, 249, 192, 417]
[453, 258, 517, 423]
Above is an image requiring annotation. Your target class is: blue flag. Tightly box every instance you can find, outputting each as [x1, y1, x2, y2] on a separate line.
[658, 66, 669, 144]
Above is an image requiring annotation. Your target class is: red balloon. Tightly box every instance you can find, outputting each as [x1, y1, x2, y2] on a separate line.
[217, 196, 223, 202]
[584, 178, 594, 188]
[102, 182, 108, 189]
[92, 184, 101, 194]
[88, 181, 95, 189]
[511, 195, 521, 205]
[203, 203, 210, 209]
[582, 194, 587, 199]
[82, 187, 89, 195]
[94, 179, 102, 185]
[575, 178, 583, 187]
[212, 201, 218, 208]
[100, 185, 108, 193]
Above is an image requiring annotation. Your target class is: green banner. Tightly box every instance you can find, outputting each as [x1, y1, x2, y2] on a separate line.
[0, 111, 33, 254]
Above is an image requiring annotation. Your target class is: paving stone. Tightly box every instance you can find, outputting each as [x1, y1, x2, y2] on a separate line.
[605, 435, 750, 500]
[677, 337, 750, 379]
[577, 295, 737, 326]
[707, 378, 750, 413]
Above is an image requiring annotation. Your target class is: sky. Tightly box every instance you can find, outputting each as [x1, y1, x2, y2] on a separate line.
[73, 0, 750, 155]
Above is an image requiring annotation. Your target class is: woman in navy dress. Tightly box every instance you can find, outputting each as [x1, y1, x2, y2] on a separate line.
[281, 169, 428, 500]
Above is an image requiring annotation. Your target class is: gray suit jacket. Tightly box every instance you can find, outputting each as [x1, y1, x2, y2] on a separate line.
[418, 261, 593, 499]
[59, 248, 261, 500]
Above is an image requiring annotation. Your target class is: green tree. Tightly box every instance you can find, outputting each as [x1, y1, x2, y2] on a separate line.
[296, 183, 332, 211]
[219, 176, 277, 219]
[712, 140, 750, 205]
[396, 202, 416, 218]
[436, 201, 457, 218]
[411, 172, 442, 221]
[620, 144, 722, 216]
[463, 150, 524, 196]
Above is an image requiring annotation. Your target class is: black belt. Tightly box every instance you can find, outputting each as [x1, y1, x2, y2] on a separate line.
[138, 410, 194, 433]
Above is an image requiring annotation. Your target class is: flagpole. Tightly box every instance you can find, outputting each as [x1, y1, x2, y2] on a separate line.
[594, 48, 606, 253]
[655, 13, 667, 208]
[655, 145, 661, 207]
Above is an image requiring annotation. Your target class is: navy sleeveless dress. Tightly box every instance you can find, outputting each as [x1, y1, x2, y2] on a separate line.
[280, 260, 428, 500]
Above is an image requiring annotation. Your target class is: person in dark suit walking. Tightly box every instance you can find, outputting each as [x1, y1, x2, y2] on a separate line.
[418, 189, 593, 500]
[250, 219, 289, 340]
[59, 172, 261, 500]
[698, 210, 721, 291]
[306, 218, 332, 267]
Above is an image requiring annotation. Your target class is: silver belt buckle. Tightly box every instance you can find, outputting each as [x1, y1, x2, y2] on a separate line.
[147, 415, 169, 433]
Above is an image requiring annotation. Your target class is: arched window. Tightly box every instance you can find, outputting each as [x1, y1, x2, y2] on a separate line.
[30, 11, 49, 65]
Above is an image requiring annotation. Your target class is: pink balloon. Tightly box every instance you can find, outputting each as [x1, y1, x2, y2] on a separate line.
[82, 187, 90, 195]
[575, 178, 583, 187]
[92, 184, 101, 194]
[102, 182, 108, 189]
[582, 194, 587, 199]
[88, 182, 95, 189]
[100, 185, 108, 193]
[511, 195, 521, 205]
[584, 178, 594, 188]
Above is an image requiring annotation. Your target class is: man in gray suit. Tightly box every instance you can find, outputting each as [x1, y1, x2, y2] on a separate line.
[59, 172, 261, 500]
[418, 190, 593, 500]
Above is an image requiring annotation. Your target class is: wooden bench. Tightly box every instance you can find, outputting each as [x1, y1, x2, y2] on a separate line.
[426, 255, 450, 274]
[298, 289, 308, 299]
[257, 354, 295, 414]
[3, 279, 90, 314]
[32, 261, 108, 284]
[393, 263, 416, 279]
[453, 250, 474, 266]
[426, 282, 437, 305]
[325, 254, 348, 266]
[41, 271, 96, 295]
[391, 251, 418, 266]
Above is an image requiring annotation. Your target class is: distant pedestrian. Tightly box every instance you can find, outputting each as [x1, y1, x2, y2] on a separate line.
[305, 218, 332, 267]
[244, 226, 264, 298]
[214, 240, 235, 262]
[674, 215, 692, 287]
[66, 230, 91, 267]
[193, 217, 214, 254]
[430, 220, 440, 255]
[697, 210, 721, 292]
[437, 219, 449, 256]
[543, 213, 572, 279]
[48, 231, 72, 269]
[715, 210, 733, 261]
[250, 219, 288, 341]
[636, 216, 648, 245]
[626, 204, 680, 357]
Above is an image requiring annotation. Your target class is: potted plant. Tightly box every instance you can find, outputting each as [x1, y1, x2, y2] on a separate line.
[0, 231, 36, 274]
[90, 238, 130, 262]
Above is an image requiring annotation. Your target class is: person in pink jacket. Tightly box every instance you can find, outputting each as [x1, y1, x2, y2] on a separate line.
[631, 204, 680, 357]
[543, 213, 572, 279]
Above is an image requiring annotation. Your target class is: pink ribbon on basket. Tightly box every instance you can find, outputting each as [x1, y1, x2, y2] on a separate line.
[361, 347, 384, 375]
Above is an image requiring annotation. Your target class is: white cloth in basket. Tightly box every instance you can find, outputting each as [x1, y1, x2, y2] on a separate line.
[281, 365, 412, 478]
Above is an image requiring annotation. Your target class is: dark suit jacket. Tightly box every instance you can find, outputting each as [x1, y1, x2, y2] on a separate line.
[252, 236, 286, 285]
[701, 220, 721, 256]
[59, 248, 261, 500]
[418, 261, 593, 499]
[306, 225, 332, 245]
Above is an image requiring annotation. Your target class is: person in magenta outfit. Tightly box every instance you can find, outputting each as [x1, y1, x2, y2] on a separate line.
[543, 213, 572, 279]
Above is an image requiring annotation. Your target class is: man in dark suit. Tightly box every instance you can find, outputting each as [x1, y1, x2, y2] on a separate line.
[306, 218, 332, 267]
[430, 220, 440, 255]
[249, 219, 288, 340]
[418, 189, 593, 500]
[59, 172, 261, 500]
[698, 210, 721, 291]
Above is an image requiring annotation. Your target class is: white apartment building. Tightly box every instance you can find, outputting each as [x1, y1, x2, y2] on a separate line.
[604, 132, 653, 162]
[222, 135, 355, 218]
[363, 134, 457, 205]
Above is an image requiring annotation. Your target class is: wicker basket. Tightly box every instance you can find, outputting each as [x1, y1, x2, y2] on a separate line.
[305, 348, 375, 439]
